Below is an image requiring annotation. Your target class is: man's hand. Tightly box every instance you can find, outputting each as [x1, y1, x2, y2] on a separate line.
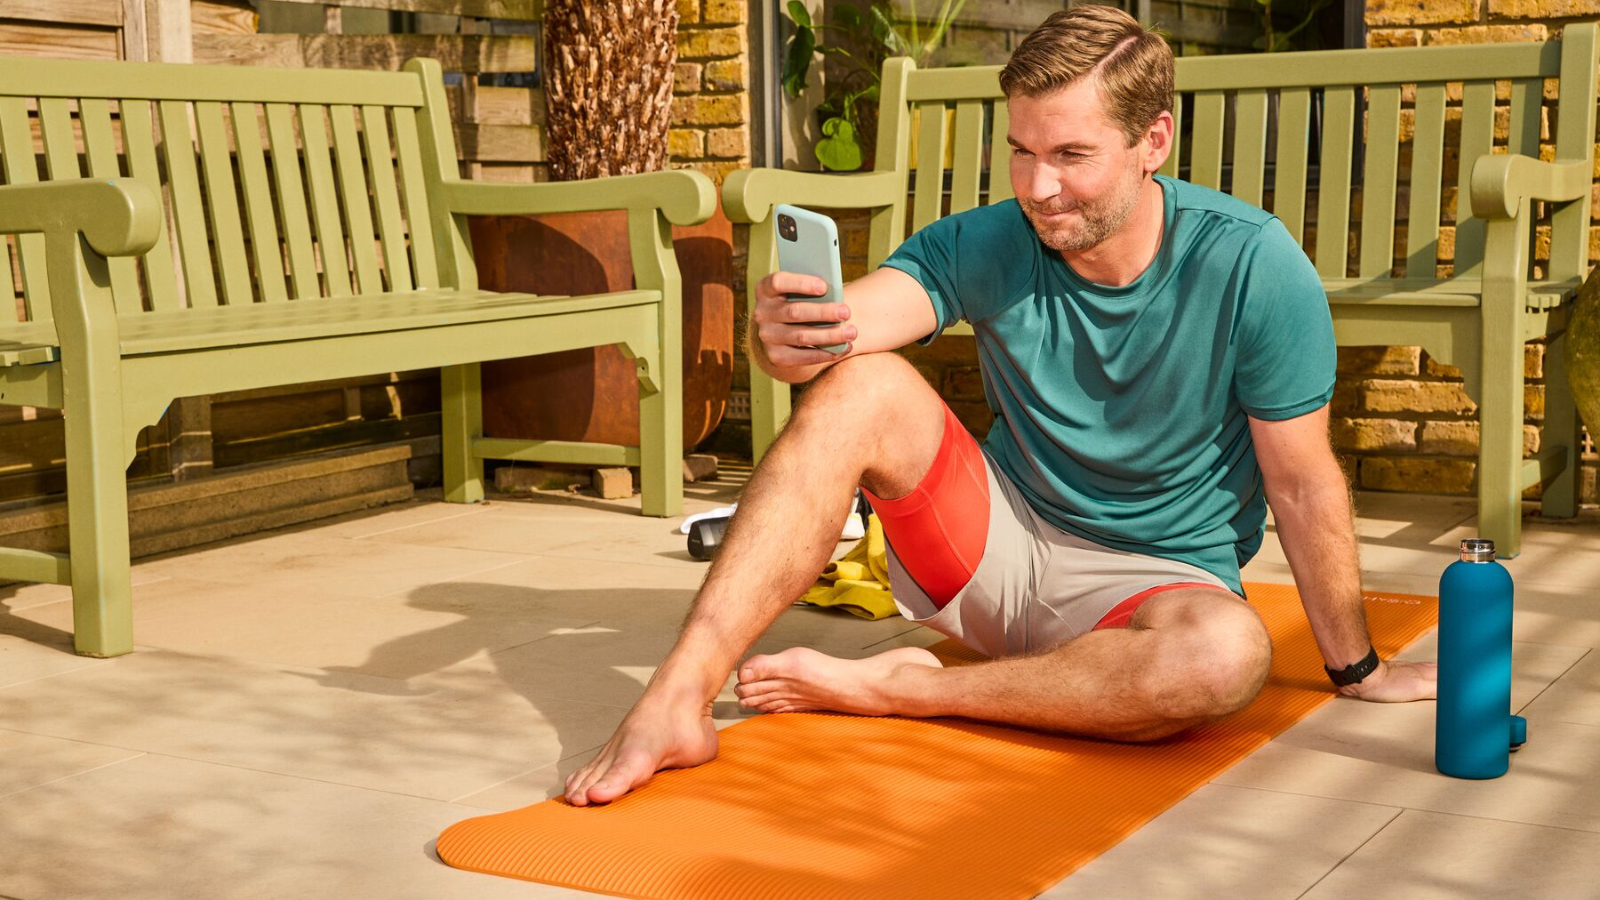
[1339, 658, 1438, 702]
[752, 271, 857, 375]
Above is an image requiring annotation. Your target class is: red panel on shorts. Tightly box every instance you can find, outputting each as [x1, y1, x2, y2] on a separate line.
[862, 404, 989, 609]
[1092, 581, 1221, 630]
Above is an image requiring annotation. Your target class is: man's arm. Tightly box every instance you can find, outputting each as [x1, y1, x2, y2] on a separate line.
[748, 266, 940, 384]
[1249, 406, 1437, 701]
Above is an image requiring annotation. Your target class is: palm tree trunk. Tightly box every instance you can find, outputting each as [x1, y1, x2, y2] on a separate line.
[542, 0, 679, 181]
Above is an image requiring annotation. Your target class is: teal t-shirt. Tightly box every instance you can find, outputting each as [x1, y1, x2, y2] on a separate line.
[880, 176, 1334, 594]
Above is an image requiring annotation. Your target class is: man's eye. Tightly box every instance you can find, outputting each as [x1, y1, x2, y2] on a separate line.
[1011, 148, 1030, 157]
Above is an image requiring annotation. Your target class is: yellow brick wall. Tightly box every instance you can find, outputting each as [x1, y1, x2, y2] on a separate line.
[670, 0, 751, 183]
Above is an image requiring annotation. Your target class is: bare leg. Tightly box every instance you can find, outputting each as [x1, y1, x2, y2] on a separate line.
[736, 587, 1271, 741]
[565, 354, 949, 805]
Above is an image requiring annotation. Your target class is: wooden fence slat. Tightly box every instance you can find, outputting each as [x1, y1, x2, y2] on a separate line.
[260, 0, 540, 20]
[1, 0, 123, 27]
[230, 102, 288, 303]
[298, 104, 353, 298]
[328, 104, 383, 294]
[194, 101, 254, 305]
[192, 34, 538, 74]
[159, 100, 219, 308]
[1359, 85, 1402, 278]
[1273, 87, 1311, 244]
[1405, 83, 1447, 279]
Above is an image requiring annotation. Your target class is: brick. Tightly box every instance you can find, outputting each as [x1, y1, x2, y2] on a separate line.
[593, 466, 634, 499]
[1526, 341, 1545, 379]
[683, 453, 719, 482]
[1488, 0, 1600, 18]
[668, 127, 705, 158]
[678, 26, 744, 59]
[706, 126, 749, 159]
[671, 93, 746, 127]
[673, 62, 702, 94]
[1368, 28, 1422, 46]
[943, 366, 986, 401]
[1422, 351, 1463, 379]
[1337, 346, 1422, 376]
[1584, 462, 1598, 504]
[704, 58, 746, 92]
[949, 400, 995, 437]
[841, 219, 870, 260]
[1332, 417, 1418, 452]
[1362, 379, 1478, 414]
[1332, 382, 1360, 415]
[703, 0, 746, 25]
[675, 0, 700, 22]
[1366, 0, 1480, 26]
[1359, 457, 1476, 494]
[1527, 383, 1545, 421]
[1424, 23, 1549, 44]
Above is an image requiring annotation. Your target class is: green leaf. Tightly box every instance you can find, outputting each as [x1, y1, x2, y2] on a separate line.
[868, 4, 909, 57]
[782, 26, 817, 98]
[832, 3, 862, 29]
[786, 0, 812, 28]
[815, 117, 864, 171]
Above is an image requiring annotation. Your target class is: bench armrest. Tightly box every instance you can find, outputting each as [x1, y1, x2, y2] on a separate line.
[1469, 155, 1591, 220]
[440, 169, 717, 227]
[722, 169, 905, 223]
[0, 178, 161, 257]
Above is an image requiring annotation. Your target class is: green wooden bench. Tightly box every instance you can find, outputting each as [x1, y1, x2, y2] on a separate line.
[0, 55, 715, 657]
[726, 24, 1598, 558]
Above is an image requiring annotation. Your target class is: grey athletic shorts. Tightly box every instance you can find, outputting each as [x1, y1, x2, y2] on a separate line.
[883, 449, 1233, 660]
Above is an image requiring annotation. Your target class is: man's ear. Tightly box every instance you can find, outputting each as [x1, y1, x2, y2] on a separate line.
[1141, 110, 1175, 176]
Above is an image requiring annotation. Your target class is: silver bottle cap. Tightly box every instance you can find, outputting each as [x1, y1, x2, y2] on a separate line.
[1460, 538, 1496, 562]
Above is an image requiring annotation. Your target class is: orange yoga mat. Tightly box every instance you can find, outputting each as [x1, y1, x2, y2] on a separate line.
[438, 583, 1437, 900]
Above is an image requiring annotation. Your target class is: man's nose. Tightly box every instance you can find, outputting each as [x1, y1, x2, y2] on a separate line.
[1025, 163, 1062, 204]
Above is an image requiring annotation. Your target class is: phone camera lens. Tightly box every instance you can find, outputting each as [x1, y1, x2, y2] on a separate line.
[778, 213, 797, 241]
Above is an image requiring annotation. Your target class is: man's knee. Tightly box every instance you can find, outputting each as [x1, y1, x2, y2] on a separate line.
[1137, 591, 1272, 725]
[799, 352, 932, 416]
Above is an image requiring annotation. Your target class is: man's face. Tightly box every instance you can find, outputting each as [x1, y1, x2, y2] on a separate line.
[1007, 78, 1149, 253]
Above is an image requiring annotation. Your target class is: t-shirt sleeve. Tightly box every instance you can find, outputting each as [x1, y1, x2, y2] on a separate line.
[878, 215, 964, 346]
[1232, 218, 1336, 421]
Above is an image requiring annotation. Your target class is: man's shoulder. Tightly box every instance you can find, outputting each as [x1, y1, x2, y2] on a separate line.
[1163, 176, 1277, 232]
[934, 198, 1030, 236]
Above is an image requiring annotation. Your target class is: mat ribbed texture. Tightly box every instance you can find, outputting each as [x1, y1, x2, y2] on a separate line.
[437, 583, 1436, 900]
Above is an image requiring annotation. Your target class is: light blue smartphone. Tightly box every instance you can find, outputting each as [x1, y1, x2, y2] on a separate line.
[774, 204, 849, 354]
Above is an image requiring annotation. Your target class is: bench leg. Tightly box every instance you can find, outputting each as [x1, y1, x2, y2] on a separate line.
[746, 216, 790, 464]
[441, 363, 484, 504]
[60, 368, 134, 658]
[639, 334, 684, 517]
[1476, 342, 1526, 559]
[1540, 326, 1580, 519]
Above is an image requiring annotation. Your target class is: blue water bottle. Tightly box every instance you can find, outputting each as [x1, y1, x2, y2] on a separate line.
[1435, 538, 1524, 779]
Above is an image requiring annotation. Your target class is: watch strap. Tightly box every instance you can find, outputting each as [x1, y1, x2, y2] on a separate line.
[1325, 645, 1380, 687]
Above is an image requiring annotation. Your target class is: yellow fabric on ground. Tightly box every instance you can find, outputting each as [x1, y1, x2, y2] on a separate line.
[800, 514, 898, 620]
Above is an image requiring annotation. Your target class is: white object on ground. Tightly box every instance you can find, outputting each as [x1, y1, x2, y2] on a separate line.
[678, 500, 867, 541]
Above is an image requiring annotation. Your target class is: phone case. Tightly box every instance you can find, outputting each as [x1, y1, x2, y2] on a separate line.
[774, 204, 849, 354]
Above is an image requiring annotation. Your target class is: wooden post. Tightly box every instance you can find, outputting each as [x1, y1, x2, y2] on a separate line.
[144, 0, 193, 64]
[122, 0, 150, 61]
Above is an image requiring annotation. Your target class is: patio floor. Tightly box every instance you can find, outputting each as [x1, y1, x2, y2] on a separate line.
[2, 465, 1598, 900]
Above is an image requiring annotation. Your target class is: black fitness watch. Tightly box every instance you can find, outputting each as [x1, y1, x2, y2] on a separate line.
[1325, 645, 1380, 687]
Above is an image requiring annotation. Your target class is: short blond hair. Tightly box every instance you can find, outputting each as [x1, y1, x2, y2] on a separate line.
[999, 6, 1174, 147]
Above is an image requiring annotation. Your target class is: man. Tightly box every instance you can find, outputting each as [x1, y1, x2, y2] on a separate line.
[565, 6, 1436, 807]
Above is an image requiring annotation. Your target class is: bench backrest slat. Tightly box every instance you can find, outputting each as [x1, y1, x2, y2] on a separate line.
[949, 100, 985, 215]
[1452, 81, 1499, 277]
[858, 26, 1597, 288]
[912, 101, 948, 231]
[159, 100, 219, 308]
[0, 58, 461, 338]
[1231, 90, 1269, 208]
[1359, 85, 1404, 278]
[298, 104, 355, 298]
[329, 104, 385, 295]
[1273, 86, 1313, 244]
[392, 107, 442, 289]
[194, 102, 255, 306]
[1313, 85, 1357, 277]
[362, 105, 415, 293]
[1405, 84, 1449, 278]
[1550, 23, 1599, 281]
[232, 102, 289, 303]
[264, 103, 321, 300]
[121, 100, 182, 311]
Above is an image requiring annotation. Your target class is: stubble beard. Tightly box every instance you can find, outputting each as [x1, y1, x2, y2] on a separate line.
[1019, 159, 1145, 253]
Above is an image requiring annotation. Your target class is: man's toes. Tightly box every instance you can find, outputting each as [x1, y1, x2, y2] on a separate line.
[586, 754, 654, 803]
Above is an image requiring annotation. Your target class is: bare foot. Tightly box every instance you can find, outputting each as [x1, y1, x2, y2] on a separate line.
[564, 698, 718, 807]
[734, 646, 943, 716]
